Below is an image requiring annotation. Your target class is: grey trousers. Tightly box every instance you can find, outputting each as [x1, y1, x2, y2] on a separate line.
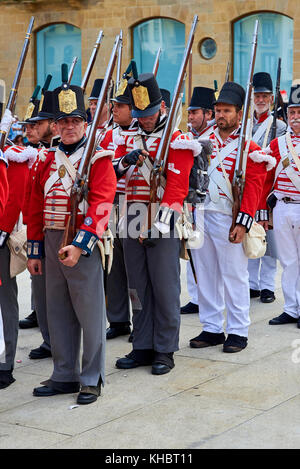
[45, 230, 106, 386]
[106, 234, 131, 324]
[0, 246, 18, 370]
[123, 229, 181, 353]
[31, 258, 51, 351]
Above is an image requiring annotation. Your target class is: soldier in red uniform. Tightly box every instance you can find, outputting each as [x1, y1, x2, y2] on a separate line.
[257, 84, 300, 328]
[27, 82, 116, 404]
[114, 73, 198, 375]
[248, 73, 286, 305]
[0, 143, 37, 388]
[189, 82, 271, 353]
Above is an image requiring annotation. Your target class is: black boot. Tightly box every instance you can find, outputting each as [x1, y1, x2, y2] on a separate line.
[77, 377, 102, 405]
[19, 310, 38, 329]
[0, 369, 15, 389]
[152, 352, 175, 375]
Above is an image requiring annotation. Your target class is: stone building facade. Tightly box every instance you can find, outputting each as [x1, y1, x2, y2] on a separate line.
[0, 0, 298, 120]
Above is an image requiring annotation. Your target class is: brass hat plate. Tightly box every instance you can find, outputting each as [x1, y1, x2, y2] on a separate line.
[115, 78, 127, 97]
[132, 85, 150, 110]
[58, 89, 77, 114]
[38, 94, 44, 113]
[24, 102, 35, 121]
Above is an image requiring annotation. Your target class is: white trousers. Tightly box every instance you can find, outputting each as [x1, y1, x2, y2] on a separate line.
[192, 209, 250, 337]
[273, 201, 300, 318]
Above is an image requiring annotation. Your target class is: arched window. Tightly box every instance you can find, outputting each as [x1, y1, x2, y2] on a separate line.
[36, 23, 82, 90]
[234, 13, 293, 94]
[133, 18, 185, 101]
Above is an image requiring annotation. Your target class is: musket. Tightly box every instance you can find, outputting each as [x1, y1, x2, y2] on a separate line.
[0, 16, 34, 150]
[152, 47, 162, 77]
[149, 16, 198, 199]
[225, 61, 230, 82]
[139, 15, 198, 237]
[188, 51, 192, 106]
[68, 56, 78, 85]
[270, 57, 281, 141]
[59, 34, 122, 258]
[116, 30, 123, 91]
[229, 20, 259, 240]
[81, 30, 104, 93]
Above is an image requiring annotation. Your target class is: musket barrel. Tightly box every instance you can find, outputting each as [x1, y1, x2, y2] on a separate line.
[68, 56, 78, 84]
[0, 16, 34, 149]
[116, 30, 123, 91]
[81, 30, 104, 92]
[77, 34, 121, 177]
[235, 19, 259, 181]
[153, 15, 198, 175]
[152, 47, 162, 77]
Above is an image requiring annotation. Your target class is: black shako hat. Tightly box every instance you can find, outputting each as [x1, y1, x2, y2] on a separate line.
[31, 91, 55, 121]
[253, 72, 273, 93]
[214, 81, 245, 109]
[89, 79, 103, 100]
[89, 78, 114, 101]
[160, 89, 171, 109]
[53, 84, 87, 122]
[128, 73, 162, 117]
[288, 84, 300, 107]
[111, 84, 131, 105]
[188, 87, 215, 111]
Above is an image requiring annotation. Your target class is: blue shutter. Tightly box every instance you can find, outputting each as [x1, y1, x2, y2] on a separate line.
[234, 13, 293, 94]
[36, 23, 82, 91]
[133, 18, 185, 102]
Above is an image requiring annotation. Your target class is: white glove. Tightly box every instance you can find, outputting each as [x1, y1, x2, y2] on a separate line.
[0, 109, 15, 133]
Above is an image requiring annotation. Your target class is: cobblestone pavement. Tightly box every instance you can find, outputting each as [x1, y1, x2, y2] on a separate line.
[0, 261, 299, 449]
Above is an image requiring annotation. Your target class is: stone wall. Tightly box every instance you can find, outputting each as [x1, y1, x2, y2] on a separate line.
[0, 0, 298, 121]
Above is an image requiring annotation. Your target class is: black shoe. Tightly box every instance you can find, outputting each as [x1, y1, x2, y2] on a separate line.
[19, 310, 38, 329]
[269, 312, 298, 325]
[260, 289, 275, 303]
[190, 331, 225, 348]
[223, 334, 247, 353]
[250, 289, 261, 298]
[106, 323, 131, 340]
[77, 384, 101, 405]
[298, 319, 300, 329]
[180, 302, 199, 314]
[0, 370, 15, 389]
[115, 350, 153, 369]
[33, 380, 80, 397]
[152, 352, 174, 375]
[29, 346, 52, 360]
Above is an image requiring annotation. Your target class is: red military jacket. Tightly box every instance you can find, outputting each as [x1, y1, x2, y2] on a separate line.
[0, 159, 8, 218]
[257, 132, 300, 218]
[114, 127, 197, 212]
[27, 138, 116, 258]
[0, 145, 37, 241]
